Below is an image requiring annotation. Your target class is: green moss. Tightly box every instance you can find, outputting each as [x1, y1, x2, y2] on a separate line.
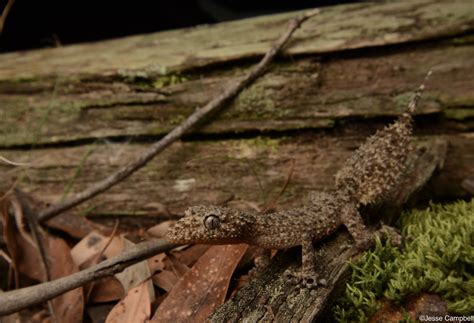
[443, 108, 474, 121]
[333, 237, 400, 322]
[152, 73, 188, 89]
[451, 34, 474, 45]
[0, 75, 38, 83]
[386, 200, 474, 313]
[228, 84, 291, 120]
[333, 199, 474, 322]
[242, 136, 280, 153]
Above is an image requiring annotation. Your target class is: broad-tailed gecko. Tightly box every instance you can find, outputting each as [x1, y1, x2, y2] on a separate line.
[166, 73, 431, 288]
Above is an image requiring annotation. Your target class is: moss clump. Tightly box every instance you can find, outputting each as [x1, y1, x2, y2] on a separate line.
[333, 199, 474, 322]
[386, 200, 473, 313]
[333, 237, 401, 322]
[152, 73, 188, 89]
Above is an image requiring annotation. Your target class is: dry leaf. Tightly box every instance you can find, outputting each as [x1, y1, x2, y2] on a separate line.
[71, 231, 107, 268]
[147, 221, 175, 239]
[1, 193, 84, 322]
[147, 253, 166, 274]
[47, 237, 84, 323]
[172, 244, 210, 267]
[86, 304, 116, 323]
[1, 199, 20, 286]
[165, 252, 189, 278]
[152, 270, 178, 292]
[151, 244, 248, 322]
[90, 277, 124, 303]
[105, 280, 151, 323]
[46, 210, 106, 240]
[71, 231, 124, 268]
[114, 239, 155, 302]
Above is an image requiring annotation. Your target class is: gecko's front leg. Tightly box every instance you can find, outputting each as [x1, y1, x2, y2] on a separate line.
[248, 248, 272, 277]
[284, 234, 319, 288]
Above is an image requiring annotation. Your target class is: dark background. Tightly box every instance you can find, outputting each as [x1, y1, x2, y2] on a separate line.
[0, 0, 356, 53]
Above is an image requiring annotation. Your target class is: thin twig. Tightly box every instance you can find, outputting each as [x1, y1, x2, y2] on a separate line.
[12, 191, 58, 321]
[0, 239, 176, 315]
[0, 0, 15, 34]
[0, 155, 30, 167]
[37, 8, 321, 223]
[84, 219, 120, 302]
[261, 159, 295, 213]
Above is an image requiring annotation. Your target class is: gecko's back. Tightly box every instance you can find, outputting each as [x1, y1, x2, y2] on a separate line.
[250, 192, 342, 249]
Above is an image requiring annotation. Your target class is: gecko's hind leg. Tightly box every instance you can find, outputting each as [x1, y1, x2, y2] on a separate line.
[342, 205, 402, 250]
[284, 234, 320, 288]
[341, 205, 374, 251]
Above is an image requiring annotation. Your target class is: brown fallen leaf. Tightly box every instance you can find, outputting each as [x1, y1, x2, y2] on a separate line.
[152, 270, 178, 293]
[114, 239, 155, 301]
[172, 244, 210, 268]
[46, 212, 105, 239]
[47, 236, 84, 323]
[147, 253, 166, 274]
[147, 221, 176, 239]
[71, 231, 124, 269]
[151, 244, 248, 322]
[405, 293, 448, 320]
[105, 280, 151, 323]
[165, 252, 189, 279]
[1, 193, 84, 322]
[87, 304, 116, 323]
[9, 226, 84, 322]
[369, 294, 448, 323]
[89, 277, 125, 303]
[149, 245, 210, 292]
[1, 198, 20, 287]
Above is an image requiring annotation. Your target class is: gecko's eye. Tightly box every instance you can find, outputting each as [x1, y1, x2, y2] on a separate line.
[204, 215, 220, 230]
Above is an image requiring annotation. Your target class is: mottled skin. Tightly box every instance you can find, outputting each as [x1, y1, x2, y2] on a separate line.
[167, 74, 430, 288]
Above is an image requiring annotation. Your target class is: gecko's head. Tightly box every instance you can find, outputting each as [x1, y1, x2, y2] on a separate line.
[166, 205, 254, 244]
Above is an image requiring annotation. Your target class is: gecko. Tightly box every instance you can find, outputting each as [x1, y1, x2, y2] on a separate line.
[166, 72, 431, 288]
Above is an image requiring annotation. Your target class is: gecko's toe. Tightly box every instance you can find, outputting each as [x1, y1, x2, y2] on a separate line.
[283, 269, 301, 285]
[379, 225, 402, 246]
[354, 236, 373, 251]
[318, 278, 328, 287]
[284, 269, 319, 289]
[302, 276, 319, 289]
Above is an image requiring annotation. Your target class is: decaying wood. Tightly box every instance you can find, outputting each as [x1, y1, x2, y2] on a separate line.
[209, 138, 447, 322]
[0, 0, 473, 320]
[0, 8, 319, 316]
[34, 8, 321, 223]
[0, 1, 472, 226]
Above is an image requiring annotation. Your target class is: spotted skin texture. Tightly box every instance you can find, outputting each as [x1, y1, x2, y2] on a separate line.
[167, 76, 429, 288]
[336, 113, 412, 206]
[168, 193, 341, 249]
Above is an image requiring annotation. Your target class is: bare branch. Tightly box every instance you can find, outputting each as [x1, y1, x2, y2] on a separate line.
[37, 9, 321, 223]
[0, 155, 30, 167]
[0, 0, 15, 34]
[0, 239, 175, 316]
